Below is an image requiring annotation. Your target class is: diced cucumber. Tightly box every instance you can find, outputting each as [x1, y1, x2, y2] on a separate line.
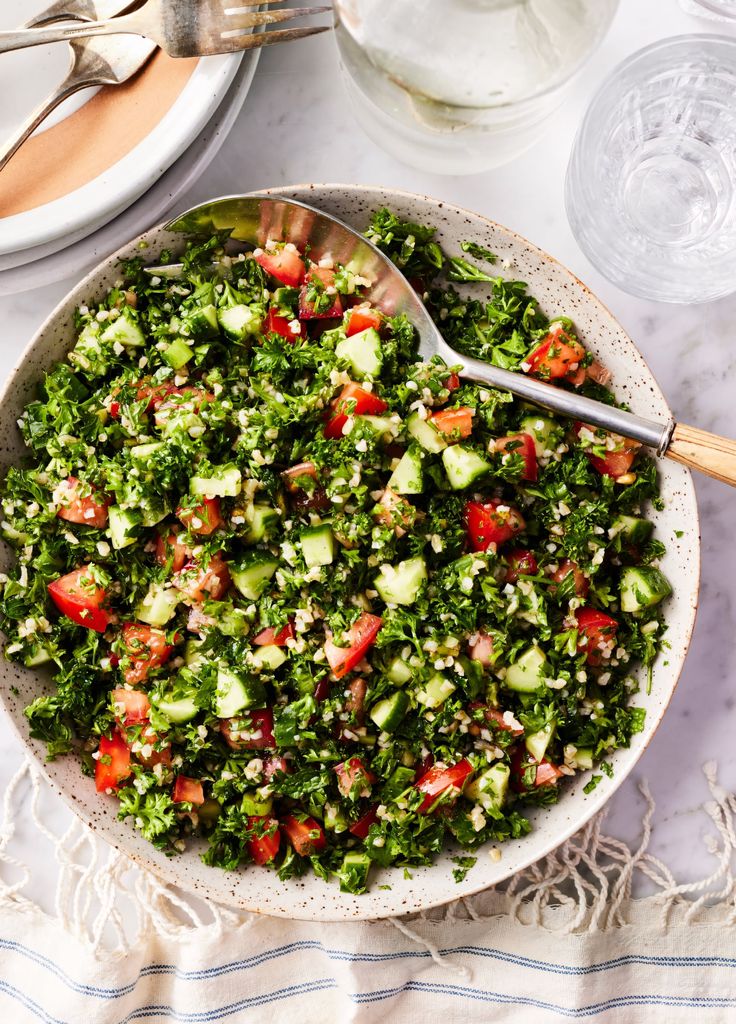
[245, 505, 280, 544]
[162, 338, 194, 370]
[24, 644, 54, 667]
[70, 324, 108, 375]
[251, 645, 288, 671]
[108, 506, 139, 550]
[416, 672, 457, 709]
[215, 605, 250, 638]
[525, 721, 556, 762]
[335, 327, 383, 379]
[135, 584, 180, 627]
[300, 523, 335, 567]
[339, 851, 371, 893]
[100, 310, 145, 348]
[387, 448, 423, 495]
[218, 304, 261, 341]
[155, 692, 199, 724]
[272, 286, 299, 311]
[565, 745, 594, 770]
[620, 566, 672, 613]
[381, 765, 415, 801]
[464, 763, 510, 813]
[355, 414, 401, 441]
[370, 690, 410, 732]
[140, 503, 170, 528]
[374, 556, 427, 606]
[190, 463, 242, 498]
[185, 639, 206, 668]
[612, 515, 654, 545]
[407, 410, 446, 453]
[130, 442, 165, 462]
[504, 644, 547, 693]
[241, 791, 273, 816]
[184, 304, 219, 339]
[519, 413, 560, 458]
[386, 656, 413, 686]
[442, 445, 491, 490]
[214, 667, 266, 718]
[161, 411, 204, 438]
[231, 554, 278, 601]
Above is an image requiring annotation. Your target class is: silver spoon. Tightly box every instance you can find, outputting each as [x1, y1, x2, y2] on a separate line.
[146, 194, 736, 488]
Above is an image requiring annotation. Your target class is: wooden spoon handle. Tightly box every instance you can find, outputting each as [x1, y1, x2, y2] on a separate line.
[665, 423, 736, 486]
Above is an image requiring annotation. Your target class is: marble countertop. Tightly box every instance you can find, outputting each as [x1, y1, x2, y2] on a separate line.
[1, 0, 735, 901]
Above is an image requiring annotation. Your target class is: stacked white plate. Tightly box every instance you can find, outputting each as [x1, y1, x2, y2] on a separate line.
[0, 0, 261, 293]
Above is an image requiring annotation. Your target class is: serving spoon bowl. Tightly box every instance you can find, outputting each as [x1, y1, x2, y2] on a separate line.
[152, 193, 736, 487]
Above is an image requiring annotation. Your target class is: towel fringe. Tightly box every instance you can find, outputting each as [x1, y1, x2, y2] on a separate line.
[2, 758, 735, 960]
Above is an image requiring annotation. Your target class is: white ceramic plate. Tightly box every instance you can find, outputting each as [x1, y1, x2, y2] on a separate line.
[0, 48, 261, 294]
[0, 185, 700, 921]
[0, 0, 242, 258]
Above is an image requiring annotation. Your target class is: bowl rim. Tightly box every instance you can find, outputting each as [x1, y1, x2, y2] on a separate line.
[0, 183, 701, 920]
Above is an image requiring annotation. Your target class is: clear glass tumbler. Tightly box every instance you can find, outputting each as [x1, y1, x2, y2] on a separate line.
[333, 0, 619, 175]
[565, 35, 736, 304]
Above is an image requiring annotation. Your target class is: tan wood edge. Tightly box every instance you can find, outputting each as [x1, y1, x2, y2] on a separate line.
[666, 422, 736, 487]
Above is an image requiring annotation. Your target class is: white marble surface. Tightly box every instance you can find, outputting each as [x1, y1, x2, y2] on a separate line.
[1, 0, 736, 903]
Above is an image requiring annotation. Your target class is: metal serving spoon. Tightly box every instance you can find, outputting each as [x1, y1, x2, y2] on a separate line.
[147, 194, 736, 488]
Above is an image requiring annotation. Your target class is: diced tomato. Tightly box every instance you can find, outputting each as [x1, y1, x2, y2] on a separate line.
[494, 433, 538, 481]
[262, 307, 301, 340]
[345, 305, 383, 337]
[48, 566, 112, 633]
[111, 687, 150, 725]
[282, 462, 318, 492]
[282, 815, 327, 856]
[56, 477, 110, 529]
[299, 267, 343, 320]
[254, 243, 306, 287]
[253, 621, 295, 647]
[430, 406, 473, 440]
[314, 677, 331, 703]
[469, 630, 498, 668]
[324, 382, 388, 440]
[155, 529, 190, 573]
[324, 612, 382, 679]
[468, 702, 524, 737]
[177, 497, 223, 536]
[550, 559, 590, 599]
[374, 487, 412, 537]
[525, 325, 587, 382]
[348, 806, 379, 839]
[573, 422, 640, 480]
[136, 725, 172, 769]
[172, 775, 205, 805]
[511, 748, 563, 791]
[173, 554, 231, 603]
[465, 499, 526, 552]
[446, 373, 461, 392]
[575, 607, 619, 666]
[109, 400, 120, 419]
[586, 360, 612, 387]
[505, 548, 539, 584]
[263, 755, 290, 781]
[414, 759, 474, 813]
[95, 730, 132, 793]
[246, 815, 281, 865]
[120, 623, 174, 685]
[334, 757, 376, 798]
[220, 709, 275, 750]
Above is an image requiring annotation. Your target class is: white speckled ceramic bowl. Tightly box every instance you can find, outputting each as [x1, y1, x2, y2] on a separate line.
[0, 185, 700, 921]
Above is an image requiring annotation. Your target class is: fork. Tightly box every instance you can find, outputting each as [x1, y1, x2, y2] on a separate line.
[0, 0, 332, 58]
[0, 0, 154, 173]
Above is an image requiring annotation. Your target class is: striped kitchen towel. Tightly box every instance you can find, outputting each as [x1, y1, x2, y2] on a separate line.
[3, 758, 736, 1023]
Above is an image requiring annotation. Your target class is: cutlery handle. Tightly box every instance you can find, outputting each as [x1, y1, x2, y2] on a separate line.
[665, 423, 736, 487]
[0, 12, 145, 54]
[0, 65, 100, 174]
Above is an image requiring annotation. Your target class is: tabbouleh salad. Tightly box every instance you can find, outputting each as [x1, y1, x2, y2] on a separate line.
[0, 209, 672, 893]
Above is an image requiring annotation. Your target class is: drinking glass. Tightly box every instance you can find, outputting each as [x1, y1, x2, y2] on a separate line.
[689, 0, 736, 19]
[333, 0, 619, 175]
[565, 35, 736, 304]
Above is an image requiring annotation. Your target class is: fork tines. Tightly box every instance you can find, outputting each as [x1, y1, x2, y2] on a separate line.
[221, 3, 333, 44]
